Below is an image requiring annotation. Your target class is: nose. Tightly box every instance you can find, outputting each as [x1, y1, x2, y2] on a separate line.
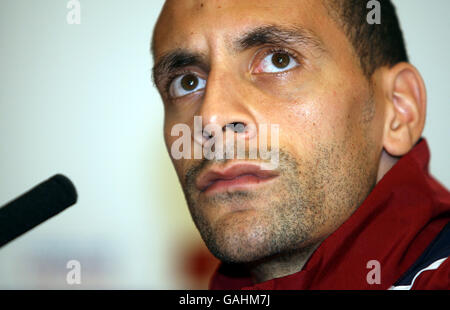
[193, 70, 258, 147]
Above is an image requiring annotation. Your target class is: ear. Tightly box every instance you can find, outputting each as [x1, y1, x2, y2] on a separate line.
[381, 62, 427, 156]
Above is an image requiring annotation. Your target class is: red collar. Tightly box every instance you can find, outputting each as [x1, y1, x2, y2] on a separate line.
[210, 139, 450, 289]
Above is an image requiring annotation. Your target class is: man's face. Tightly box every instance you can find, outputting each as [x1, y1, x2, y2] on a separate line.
[152, 0, 384, 263]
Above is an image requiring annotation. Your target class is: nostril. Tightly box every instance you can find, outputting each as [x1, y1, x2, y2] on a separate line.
[202, 129, 213, 140]
[224, 122, 246, 133]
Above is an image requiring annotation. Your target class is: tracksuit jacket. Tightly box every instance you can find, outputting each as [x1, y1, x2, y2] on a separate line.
[210, 138, 450, 290]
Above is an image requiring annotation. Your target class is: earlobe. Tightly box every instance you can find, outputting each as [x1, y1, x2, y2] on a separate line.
[382, 63, 427, 157]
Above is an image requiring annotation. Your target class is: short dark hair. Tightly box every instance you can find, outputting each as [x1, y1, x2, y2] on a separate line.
[322, 0, 409, 77]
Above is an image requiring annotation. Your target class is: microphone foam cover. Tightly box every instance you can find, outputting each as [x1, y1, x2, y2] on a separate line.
[0, 174, 77, 247]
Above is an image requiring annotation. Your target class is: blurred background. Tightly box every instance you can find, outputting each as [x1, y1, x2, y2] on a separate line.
[0, 0, 448, 289]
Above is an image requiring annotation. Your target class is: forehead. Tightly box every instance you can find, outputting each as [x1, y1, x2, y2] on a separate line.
[152, 0, 334, 58]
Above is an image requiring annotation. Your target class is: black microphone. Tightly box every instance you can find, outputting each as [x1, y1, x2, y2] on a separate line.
[0, 174, 77, 248]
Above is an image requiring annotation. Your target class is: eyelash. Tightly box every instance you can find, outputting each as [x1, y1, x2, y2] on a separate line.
[253, 46, 301, 73]
[163, 47, 301, 97]
[164, 69, 193, 96]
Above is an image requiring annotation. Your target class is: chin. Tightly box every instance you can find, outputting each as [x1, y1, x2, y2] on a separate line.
[203, 216, 277, 264]
[209, 243, 271, 264]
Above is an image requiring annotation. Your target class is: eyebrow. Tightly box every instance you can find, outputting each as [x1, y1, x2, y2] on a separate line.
[234, 24, 326, 53]
[152, 50, 207, 87]
[152, 24, 326, 87]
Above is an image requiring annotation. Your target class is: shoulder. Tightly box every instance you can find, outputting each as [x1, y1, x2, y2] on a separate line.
[390, 222, 450, 290]
[410, 257, 449, 290]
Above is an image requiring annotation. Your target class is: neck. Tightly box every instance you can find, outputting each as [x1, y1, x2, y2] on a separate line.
[376, 150, 399, 183]
[246, 150, 399, 284]
[246, 243, 320, 284]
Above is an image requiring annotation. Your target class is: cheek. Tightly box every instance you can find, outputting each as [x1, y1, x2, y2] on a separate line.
[263, 95, 340, 153]
[163, 121, 187, 176]
[163, 123, 174, 153]
[253, 72, 307, 103]
[267, 91, 369, 166]
[253, 75, 352, 147]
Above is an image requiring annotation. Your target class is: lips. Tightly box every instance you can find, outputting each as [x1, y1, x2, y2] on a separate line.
[195, 163, 279, 195]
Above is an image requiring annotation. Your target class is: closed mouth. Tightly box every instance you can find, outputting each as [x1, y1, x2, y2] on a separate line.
[195, 163, 279, 195]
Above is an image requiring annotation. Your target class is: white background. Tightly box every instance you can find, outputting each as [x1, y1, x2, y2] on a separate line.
[0, 0, 448, 289]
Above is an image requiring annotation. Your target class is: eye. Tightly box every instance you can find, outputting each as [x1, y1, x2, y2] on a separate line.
[169, 74, 206, 98]
[253, 51, 299, 74]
